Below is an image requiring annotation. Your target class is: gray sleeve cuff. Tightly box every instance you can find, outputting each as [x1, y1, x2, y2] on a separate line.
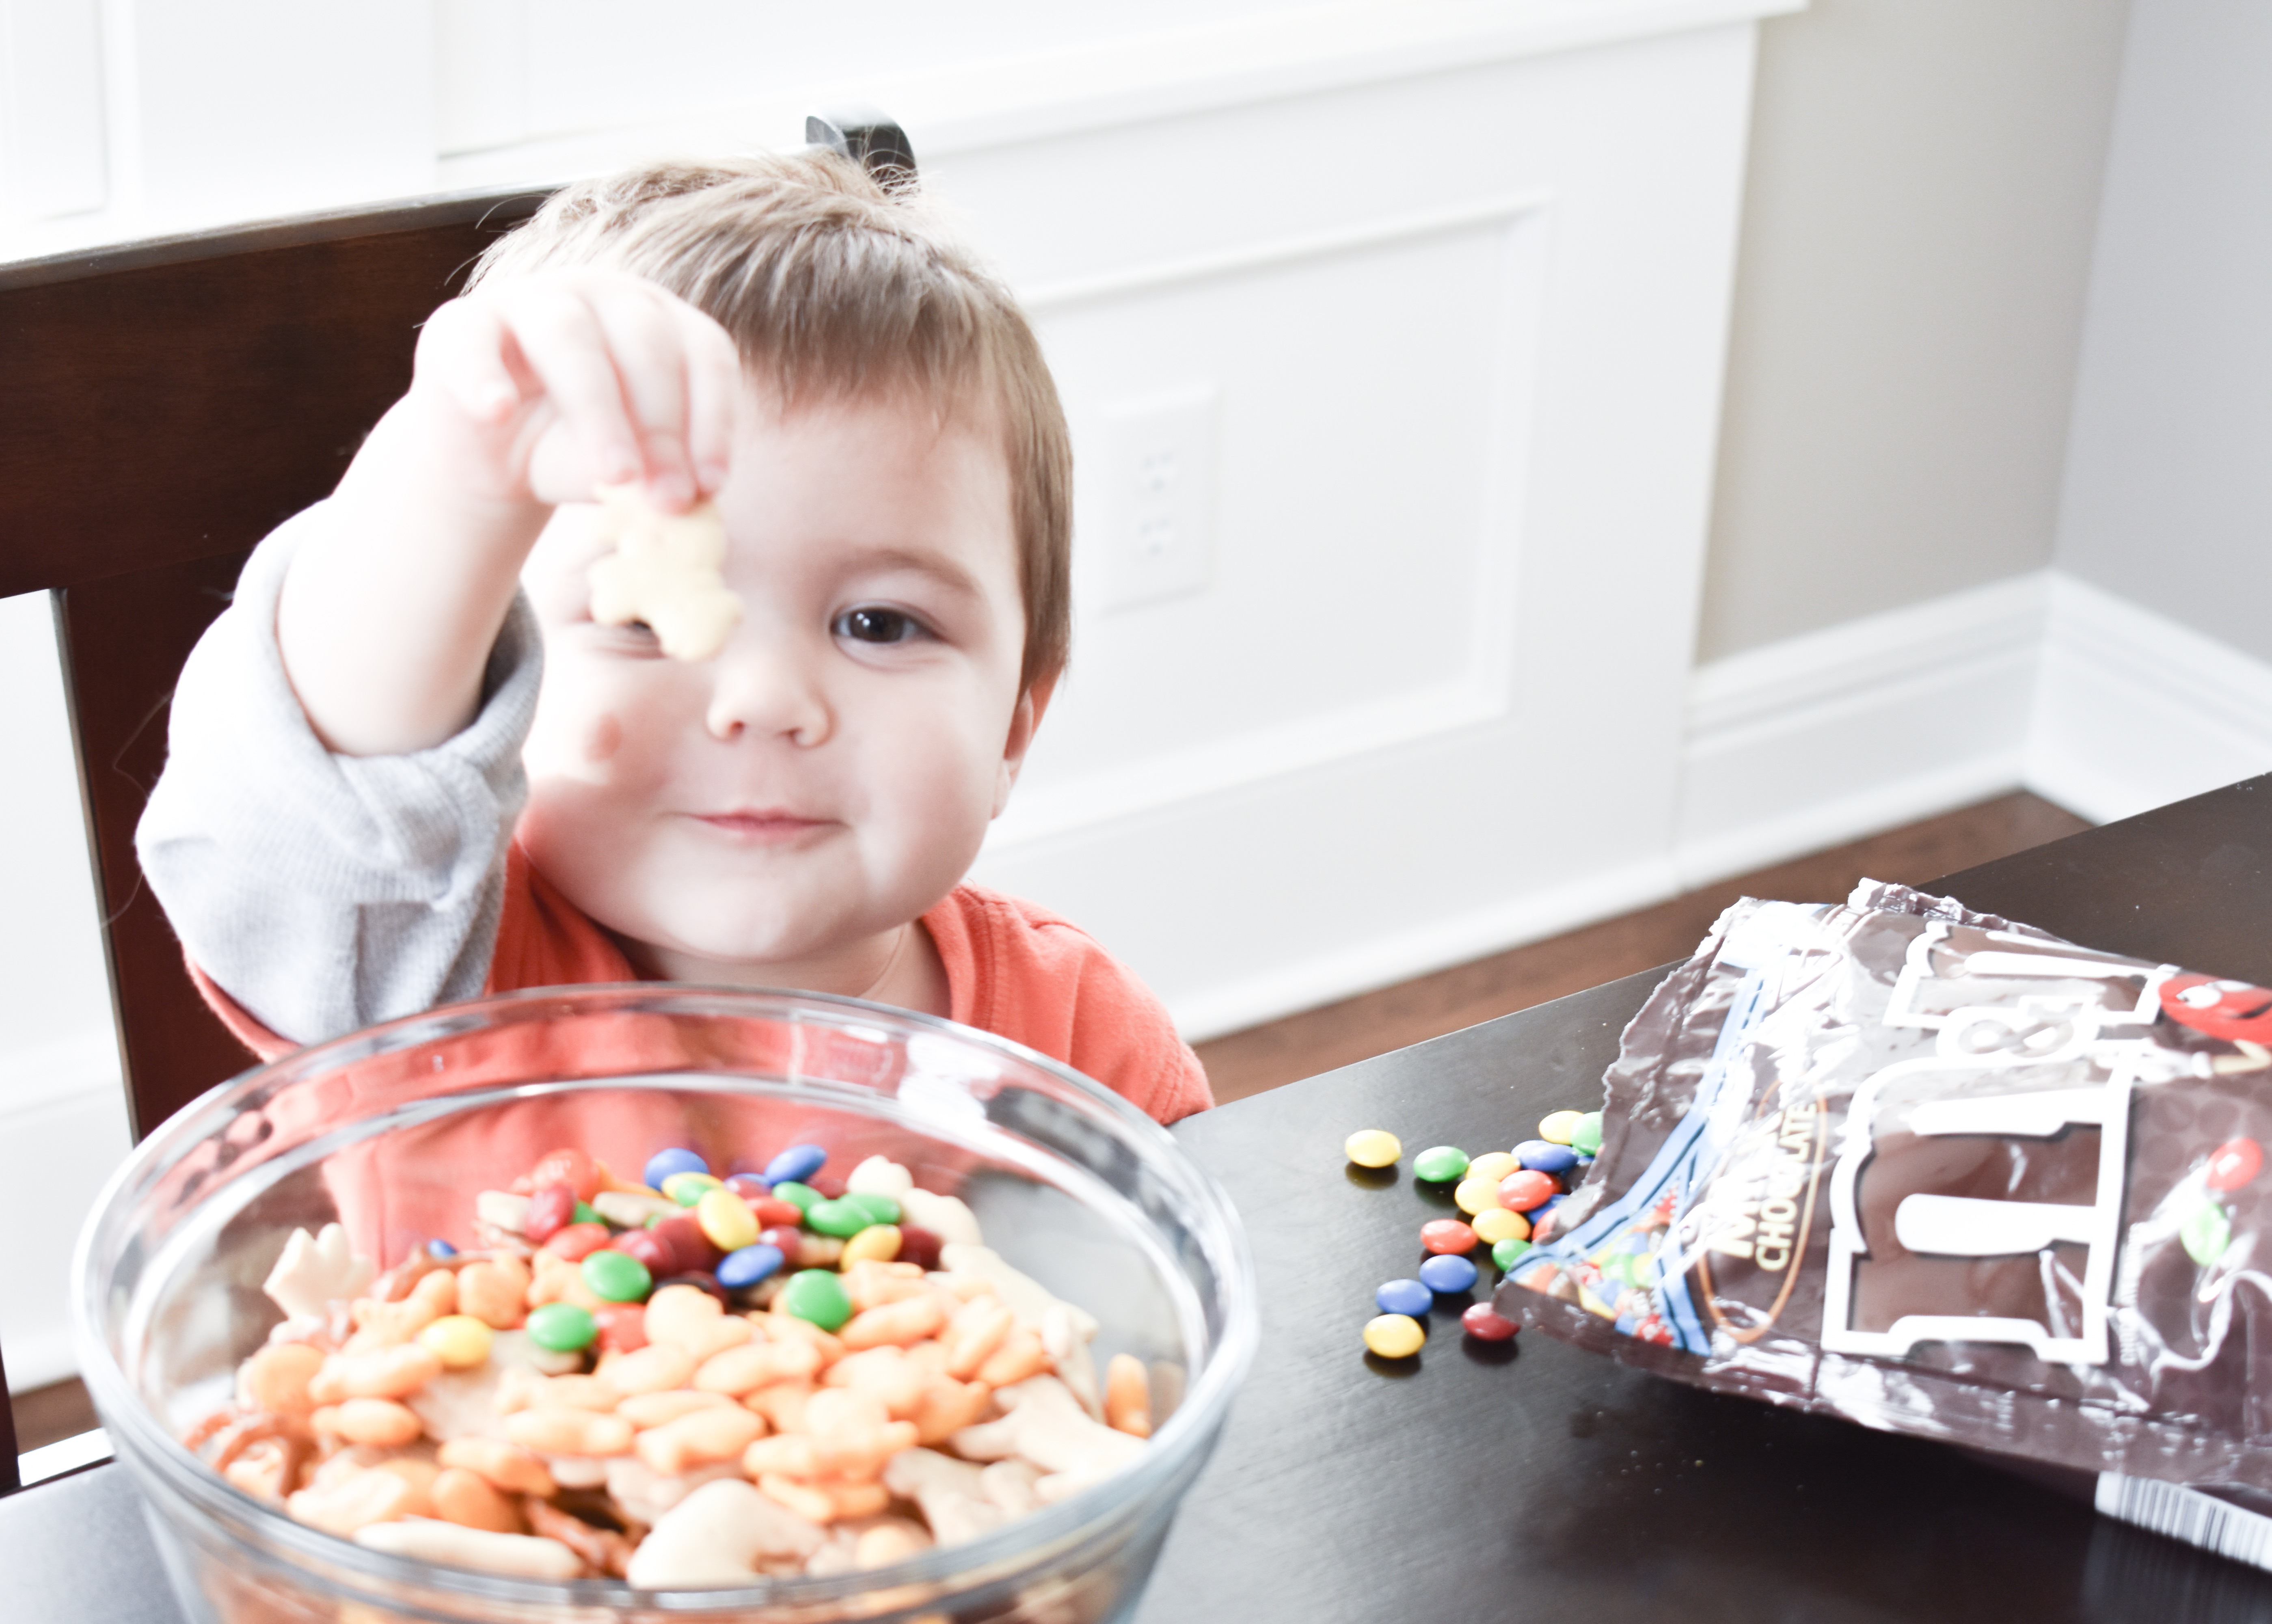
[136, 504, 543, 1045]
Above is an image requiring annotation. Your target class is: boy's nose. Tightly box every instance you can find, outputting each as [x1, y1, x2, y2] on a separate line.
[703, 639, 832, 746]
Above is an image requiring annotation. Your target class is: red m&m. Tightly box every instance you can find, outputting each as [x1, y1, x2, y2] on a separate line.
[1420, 1218, 1478, 1255]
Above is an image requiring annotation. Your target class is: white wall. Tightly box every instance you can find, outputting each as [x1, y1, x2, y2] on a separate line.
[2054, 0, 2272, 667]
[1699, 0, 2132, 661]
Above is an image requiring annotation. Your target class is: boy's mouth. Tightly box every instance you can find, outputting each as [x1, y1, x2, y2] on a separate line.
[692, 810, 832, 844]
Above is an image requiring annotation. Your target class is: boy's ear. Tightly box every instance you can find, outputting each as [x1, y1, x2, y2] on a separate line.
[992, 672, 1058, 819]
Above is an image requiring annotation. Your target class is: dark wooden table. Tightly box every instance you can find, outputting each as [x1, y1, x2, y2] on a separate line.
[12, 776, 2272, 1621]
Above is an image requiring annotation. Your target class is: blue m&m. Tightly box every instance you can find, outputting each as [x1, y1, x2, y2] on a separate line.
[1418, 1253, 1478, 1294]
[643, 1148, 708, 1191]
[1376, 1278, 1432, 1317]
[763, 1143, 828, 1186]
[717, 1242, 787, 1291]
[1514, 1139, 1580, 1175]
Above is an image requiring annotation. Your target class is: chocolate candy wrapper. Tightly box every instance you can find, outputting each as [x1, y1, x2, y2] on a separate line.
[1498, 879, 2272, 1490]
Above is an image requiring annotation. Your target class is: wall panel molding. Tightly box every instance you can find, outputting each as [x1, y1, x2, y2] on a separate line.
[2030, 574, 2272, 826]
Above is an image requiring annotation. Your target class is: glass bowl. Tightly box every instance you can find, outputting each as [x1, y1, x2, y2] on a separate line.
[72, 985, 1256, 1623]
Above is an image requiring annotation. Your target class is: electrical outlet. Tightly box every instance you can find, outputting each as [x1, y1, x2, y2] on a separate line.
[1090, 384, 1217, 614]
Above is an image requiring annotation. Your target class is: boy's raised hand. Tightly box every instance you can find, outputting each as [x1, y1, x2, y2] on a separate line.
[280, 271, 742, 759]
[411, 270, 742, 511]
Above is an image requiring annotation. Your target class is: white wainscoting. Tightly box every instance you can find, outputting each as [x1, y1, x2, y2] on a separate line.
[1674, 574, 2046, 887]
[970, 22, 1771, 1041]
[2030, 574, 2272, 826]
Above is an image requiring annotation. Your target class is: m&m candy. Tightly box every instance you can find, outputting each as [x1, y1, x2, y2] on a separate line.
[1376, 1278, 1432, 1317]
[1453, 1177, 1504, 1216]
[2207, 1138, 2264, 1192]
[1466, 1151, 1519, 1186]
[764, 1144, 829, 1186]
[1460, 1303, 1518, 1341]
[1538, 1110, 1586, 1145]
[1345, 1129, 1402, 1168]
[1363, 1314, 1425, 1358]
[779, 1268, 853, 1331]
[1514, 1140, 1580, 1174]
[1570, 1112, 1605, 1156]
[1420, 1218, 1478, 1255]
[643, 1148, 708, 1191]
[1492, 1236, 1532, 1271]
[1412, 1146, 1471, 1183]
[1418, 1253, 1477, 1294]
[527, 1301, 597, 1353]
[1498, 1170, 1558, 1212]
[581, 1249, 652, 1303]
[1471, 1207, 1530, 1246]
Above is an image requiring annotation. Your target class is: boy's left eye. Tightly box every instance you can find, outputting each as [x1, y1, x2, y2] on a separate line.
[834, 607, 926, 645]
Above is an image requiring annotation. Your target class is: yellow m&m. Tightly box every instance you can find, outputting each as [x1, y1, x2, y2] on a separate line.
[1363, 1313, 1425, 1359]
[1539, 1110, 1586, 1146]
[1471, 1207, 1531, 1246]
[1343, 1129, 1402, 1169]
[417, 1314, 494, 1370]
[1466, 1151, 1519, 1186]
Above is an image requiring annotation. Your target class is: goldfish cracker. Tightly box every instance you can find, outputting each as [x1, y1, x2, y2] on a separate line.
[644, 1284, 753, 1359]
[453, 1259, 527, 1330]
[911, 1376, 993, 1446]
[530, 1374, 624, 1412]
[430, 1467, 525, 1534]
[839, 1294, 948, 1351]
[238, 1342, 325, 1417]
[634, 1406, 767, 1475]
[754, 1311, 846, 1366]
[309, 1343, 443, 1404]
[839, 1259, 929, 1313]
[287, 1468, 421, 1537]
[597, 1341, 698, 1396]
[693, 1339, 822, 1396]
[758, 1473, 838, 1525]
[312, 1398, 425, 1447]
[824, 1347, 926, 1420]
[436, 1437, 556, 1497]
[803, 1389, 918, 1478]
[943, 1297, 1014, 1379]
[616, 1389, 736, 1428]
[743, 1380, 814, 1434]
[503, 1408, 634, 1457]
[1104, 1354, 1152, 1439]
[976, 1328, 1050, 1388]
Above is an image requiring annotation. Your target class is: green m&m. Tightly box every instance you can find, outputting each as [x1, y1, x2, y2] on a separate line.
[1492, 1236, 1532, 1272]
[526, 1301, 597, 1353]
[581, 1249, 652, 1303]
[804, 1198, 874, 1238]
[771, 1181, 821, 1214]
[778, 1268, 853, 1331]
[1570, 1113, 1605, 1157]
[1412, 1145, 1471, 1184]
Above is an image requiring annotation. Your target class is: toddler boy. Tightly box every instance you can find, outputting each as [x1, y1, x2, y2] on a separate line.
[139, 152, 1212, 1126]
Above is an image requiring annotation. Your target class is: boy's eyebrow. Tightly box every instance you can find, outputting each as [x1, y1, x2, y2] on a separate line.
[839, 544, 988, 603]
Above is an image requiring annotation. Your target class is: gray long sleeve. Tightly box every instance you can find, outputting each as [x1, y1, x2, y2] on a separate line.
[136, 504, 544, 1046]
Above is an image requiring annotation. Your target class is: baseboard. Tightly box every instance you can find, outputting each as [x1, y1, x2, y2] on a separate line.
[1673, 574, 2046, 889]
[1167, 853, 1680, 1042]
[2027, 574, 2272, 825]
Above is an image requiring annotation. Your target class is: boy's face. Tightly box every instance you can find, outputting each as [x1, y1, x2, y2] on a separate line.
[518, 384, 1042, 978]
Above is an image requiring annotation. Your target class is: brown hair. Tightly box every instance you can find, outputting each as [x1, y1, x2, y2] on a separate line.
[468, 151, 1071, 691]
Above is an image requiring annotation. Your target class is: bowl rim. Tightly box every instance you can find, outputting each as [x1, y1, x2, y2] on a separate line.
[73, 981, 1259, 1609]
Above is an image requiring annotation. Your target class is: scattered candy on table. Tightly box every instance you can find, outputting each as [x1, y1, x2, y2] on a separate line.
[1349, 1108, 1594, 1362]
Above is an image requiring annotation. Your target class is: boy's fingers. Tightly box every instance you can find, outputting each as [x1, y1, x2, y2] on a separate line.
[417, 300, 527, 424]
[585, 285, 700, 509]
[678, 311, 742, 496]
[502, 286, 644, 489]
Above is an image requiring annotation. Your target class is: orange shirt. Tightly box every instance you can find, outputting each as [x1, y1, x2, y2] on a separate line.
[196, 841, 1213, 1125]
